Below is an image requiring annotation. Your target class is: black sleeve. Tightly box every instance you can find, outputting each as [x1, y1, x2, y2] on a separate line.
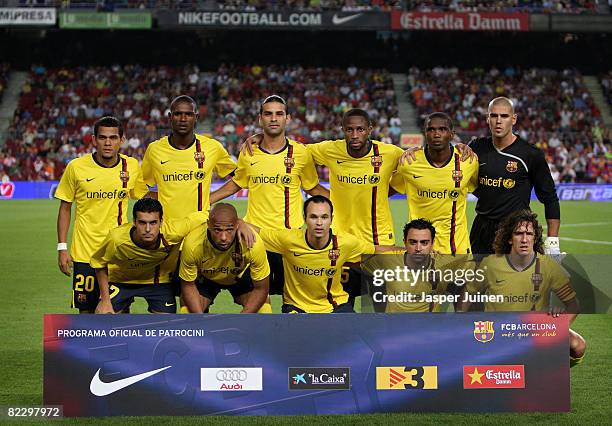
[529, 149, 560, 220]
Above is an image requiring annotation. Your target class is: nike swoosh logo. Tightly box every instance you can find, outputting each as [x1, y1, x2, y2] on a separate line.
[250, 162, 259, 166]
[337, 160, 354, 164]
[332, 13, 362, 25]
[161, 160, 170, 164]
[86, 178, 95, 182]
[413, 175, 423, 179]
[165, 302, 175, 307]
[294, 252, 314, 257]
[90, 366, 172, 396]
[479, 163, 487, 166]
[496, 279, 506, 283]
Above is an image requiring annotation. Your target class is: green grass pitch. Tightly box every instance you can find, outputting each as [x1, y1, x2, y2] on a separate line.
[0, 199, 611, 424]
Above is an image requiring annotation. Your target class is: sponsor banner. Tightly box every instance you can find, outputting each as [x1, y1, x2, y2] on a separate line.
[288, 367, 350, 390]
[391, 11, 529, 32]
[201, 368, 263, 391]
[463, 365, 525, 389]
[0, 8, 56, 26]
[44, 313, 569, 416]
[156, 10, 389, 30]
[59, 12, 152, 29]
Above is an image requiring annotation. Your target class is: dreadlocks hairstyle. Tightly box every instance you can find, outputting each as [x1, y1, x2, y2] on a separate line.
[493, 209, 544, 255]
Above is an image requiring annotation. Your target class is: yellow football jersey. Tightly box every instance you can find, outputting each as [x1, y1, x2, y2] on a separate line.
[90, 211, 207, 284]
[467, 254, 575, 312]
[55, 154, 147, 263]
[390, 147, 478, 254]
[259, 228, 375, 313]
[142, 134, 236, 221]
[233, 139, 319, 230]
[308, 140, 402, 245]
[179, 223, 270, 285]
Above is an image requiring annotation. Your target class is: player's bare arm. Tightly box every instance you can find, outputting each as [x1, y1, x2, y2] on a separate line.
[239, 277, 270, 313]
[57, 200, 73, 276]
[181, 280, 203, 313]
[236, 219, 257, 248]
[94, 267, 114, 314]
[210, 179, 241, 205]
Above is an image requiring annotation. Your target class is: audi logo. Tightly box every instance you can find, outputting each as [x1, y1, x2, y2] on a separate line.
[216, 369, 248, 381]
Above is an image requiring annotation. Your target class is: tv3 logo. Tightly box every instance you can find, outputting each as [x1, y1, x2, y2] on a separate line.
[0, 182, 15, 199]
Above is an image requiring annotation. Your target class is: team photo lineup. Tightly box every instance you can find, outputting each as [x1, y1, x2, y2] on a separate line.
[1, 2, 611, 422]
[54, 93, 586, 363]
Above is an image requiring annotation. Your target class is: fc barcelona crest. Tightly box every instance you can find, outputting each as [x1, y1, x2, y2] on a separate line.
[452, 170, 463, 182]
[531, 272, 543, 291]
[371, 155, 383, 168]
[194, 151, 205, 163]
[328, 249, 340, 262]
[284, 157, 295, 169]
[473, 321, 495, 343]
[506, 160, 518, 173]
[119, 170, 130, 183]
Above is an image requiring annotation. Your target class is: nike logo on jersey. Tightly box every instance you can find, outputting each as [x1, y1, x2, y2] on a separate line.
[293, 252, 316, 257]
[164, 302, 175, 307]
[332, 13, 362, 25]
[86, 178, 95, 182]
[479, 163, 487, 166]
[250, 162, 259, 166]
[496, 279, 506, 283]
[337, 160, 353, 164]
[161, 160, 170, 164]
[413, 175, 423, 179]
[90, 366, 172, 396]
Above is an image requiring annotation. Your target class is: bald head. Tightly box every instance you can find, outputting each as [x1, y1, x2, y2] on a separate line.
[488, 97, 515, 114]
[208, 203, 238, 250]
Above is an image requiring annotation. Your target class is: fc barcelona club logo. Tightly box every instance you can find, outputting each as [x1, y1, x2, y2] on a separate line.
[371, 155, 383, 168]
[284, 157, 295, 169]
[452, 170, 463, 182]
[506, 160, 518, 173]
[119, 170, 130, 183]
[231, 252, 243, 266]
[473, 321, 495, 343]
[328, 249, 340, 262]
[194, 151, 205, 163]
[531, 272, 543, 291]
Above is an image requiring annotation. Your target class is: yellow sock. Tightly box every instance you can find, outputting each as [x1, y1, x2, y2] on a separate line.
[257, 302, 272, 314]
[179, 306, 190, 314]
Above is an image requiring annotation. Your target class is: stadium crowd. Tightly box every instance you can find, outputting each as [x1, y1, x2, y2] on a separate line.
[407, 66, 610, 183]
[13, 0, 609, 13]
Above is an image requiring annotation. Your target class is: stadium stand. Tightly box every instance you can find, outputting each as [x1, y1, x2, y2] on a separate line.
[10, 0, 607, 13]
[601, 70, 612, 106]
[406, 66, 610, 183]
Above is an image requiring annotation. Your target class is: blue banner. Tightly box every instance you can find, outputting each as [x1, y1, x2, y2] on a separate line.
[44, 313, 570, 416]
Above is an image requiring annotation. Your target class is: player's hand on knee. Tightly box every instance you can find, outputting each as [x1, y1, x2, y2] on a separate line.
[399, 146, 422, 165]
[548, 306, 565, 317]
[239, 133, 263, 156]
[95, 300, 115, 314]
[58, 250, 73, 276]
[237, 219, 256, 248]
[455, 143, 477, 163]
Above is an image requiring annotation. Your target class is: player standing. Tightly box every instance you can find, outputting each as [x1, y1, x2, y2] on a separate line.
[56, 116, 147, 313]
[180, 203, 270, 313]
[390, 113, 478, 254]
[469, 97, 561, 256]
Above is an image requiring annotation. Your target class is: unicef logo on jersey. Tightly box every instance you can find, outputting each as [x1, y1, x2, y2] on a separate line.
[503, 178, 515, 189]
[325, 268, 336, 278]
[281, 174, 292, 186]
[117, 190, 128, 199]
[195, 171, 206, 181]
[369, 174, 380, 185]
[449, 189, 459, 200]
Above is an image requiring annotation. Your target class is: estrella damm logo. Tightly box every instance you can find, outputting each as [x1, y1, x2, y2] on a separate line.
[473, 321, 495, 343]
[368, 174, 380, 185]
[281, 174, 292, 186]
[376, 366, 438, 390]
[195, 170, 206, 181]
[506, 160, 518, 173]
[503, 178, 515, 189]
